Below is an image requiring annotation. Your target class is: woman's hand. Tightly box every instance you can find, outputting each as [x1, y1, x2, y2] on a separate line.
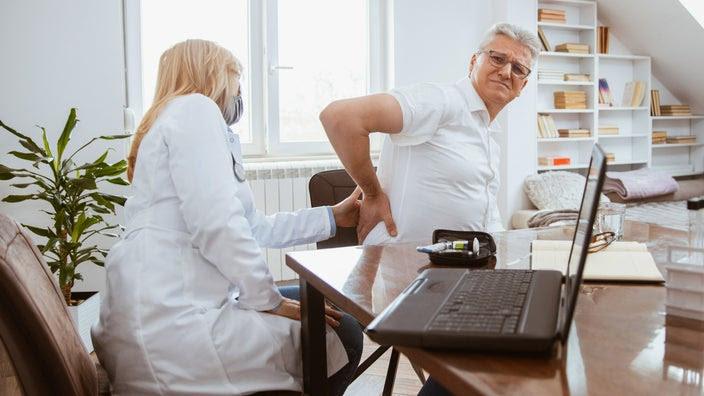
[266, 297, 343, 327]
[331, 186, 363, 228]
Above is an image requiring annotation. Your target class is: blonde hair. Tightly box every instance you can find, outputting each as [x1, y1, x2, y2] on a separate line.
[127, 39, 242, 181]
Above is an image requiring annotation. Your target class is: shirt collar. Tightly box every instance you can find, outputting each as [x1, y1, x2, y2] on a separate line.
[457, 77, 502, 132]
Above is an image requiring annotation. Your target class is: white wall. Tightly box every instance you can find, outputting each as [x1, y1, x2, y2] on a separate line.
[393, 0, 537, 227]
[0, 0, 127, 293]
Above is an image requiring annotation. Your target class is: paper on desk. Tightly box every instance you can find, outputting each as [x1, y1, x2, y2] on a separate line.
[530, 240, 664, 282]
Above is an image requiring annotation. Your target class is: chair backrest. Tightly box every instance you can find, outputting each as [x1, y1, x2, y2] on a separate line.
[309, 169, 359, 249]
[0, 213, 98, 396]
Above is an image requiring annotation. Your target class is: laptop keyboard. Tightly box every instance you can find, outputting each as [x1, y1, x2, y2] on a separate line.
[427, 270, 534, 334]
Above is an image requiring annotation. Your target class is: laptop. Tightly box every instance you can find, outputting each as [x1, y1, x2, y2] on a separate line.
[365, 144, 607, 353]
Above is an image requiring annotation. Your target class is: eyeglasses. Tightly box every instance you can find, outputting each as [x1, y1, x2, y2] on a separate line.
[588, 231, 615, 253]
[476, 50, 532, 80]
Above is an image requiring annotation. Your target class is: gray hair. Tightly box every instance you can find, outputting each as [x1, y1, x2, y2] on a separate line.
[478, 22, 540, 66]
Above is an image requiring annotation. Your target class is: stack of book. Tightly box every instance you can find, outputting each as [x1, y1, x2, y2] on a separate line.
[651, 90, 662, 116]
[558, 128, 590, 138]
[537, 114, 559, 138]
[598, 125, 619, 135]
[554, 91, 587, 109]
[538, 156, 570, 166]
[538, 68, 563, 81]
[555, 43, 589, 54]
[598, 79, 615, 107]
[621, 81, 647, 107]
[597, 26, 610, 54]
[563, 73, 590, 82]
[537, 27, 551, 52]
[652, 130, 667, 144]
[605, 153, 616, 163]
[666, 135, 697, 144]
[538, 8, 566, 23]
[660, 105, 692, 116]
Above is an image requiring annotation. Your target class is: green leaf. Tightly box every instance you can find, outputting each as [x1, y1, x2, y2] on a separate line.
[97, 193, 127, 206]
[10, 182, 36, 189]
[19, 138, 45, 155]
[8, 150, 41, 162]
[0, 120, 41, 152]
[0, 164, 17, 180]
[56, 108, 78, 162]
[106, 177, 130, 186]
[99, 134, 132, 140]
[3, 194, 36, 203]
[39, 126, 53, 159]
[23, 225, 52, 238]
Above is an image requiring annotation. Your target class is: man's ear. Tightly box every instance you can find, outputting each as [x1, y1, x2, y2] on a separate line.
[468, 53, 478, 76]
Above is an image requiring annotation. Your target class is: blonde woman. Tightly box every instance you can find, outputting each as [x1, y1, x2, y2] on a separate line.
[92, 39, 362, 395]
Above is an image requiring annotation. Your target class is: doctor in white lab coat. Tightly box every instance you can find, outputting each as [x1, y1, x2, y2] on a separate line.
[92, 39, 363, 396]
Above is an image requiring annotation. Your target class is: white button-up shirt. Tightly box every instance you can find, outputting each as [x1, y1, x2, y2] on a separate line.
[364, 77, 504, 245]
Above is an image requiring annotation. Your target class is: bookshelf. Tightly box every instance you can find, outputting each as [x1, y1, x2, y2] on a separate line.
[536, 0, 597, 171]
[651, 115, 704, 176]
[535, 0, 652, 172]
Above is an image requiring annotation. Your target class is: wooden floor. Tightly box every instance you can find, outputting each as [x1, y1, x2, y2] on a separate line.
[345, 335, 424, 396]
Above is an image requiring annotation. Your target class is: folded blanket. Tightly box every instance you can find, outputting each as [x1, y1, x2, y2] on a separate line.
[603, 168, 678, 201]
[528, 209, 578, 228]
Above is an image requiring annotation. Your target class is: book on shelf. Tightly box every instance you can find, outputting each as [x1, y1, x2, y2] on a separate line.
[537, 27, 551, 52]
[597, 26, 610, 54]
[660, 104, 692, 116]
[598, 125, 619, 135]
[553, 91, 587, 109]
[652, 130, 667, 144]
[558, 128, 590, 138]
[621, 81, 647, 107]
[531, 240, 664, 282]
[598, 78, 615, 107]
[666, 135, 697, 144]
[538, 8, 566, 23]
[563, 73, 590, 82]
[605, 152, 615, 163]
[537, 114, 559, 138]
[650, 90, 662, 116]
[538, 68, 564, 81]
[538, 156, 570, 166]
[555, 43, 589, 54]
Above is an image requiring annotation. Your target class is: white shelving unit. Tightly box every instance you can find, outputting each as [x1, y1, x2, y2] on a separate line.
[651, 115, 704, 176]
[535, 0, 652, 173]
[536, 0, 597, 172]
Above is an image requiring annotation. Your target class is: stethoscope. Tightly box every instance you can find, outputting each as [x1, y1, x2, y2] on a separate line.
[227, 127, 246, 182]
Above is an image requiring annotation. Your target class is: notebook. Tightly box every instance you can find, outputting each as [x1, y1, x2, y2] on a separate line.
[531, 240, 664, 283]
[365, 144, 607, 352]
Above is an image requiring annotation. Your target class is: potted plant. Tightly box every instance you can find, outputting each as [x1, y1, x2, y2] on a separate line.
[0, 108, 129, 349]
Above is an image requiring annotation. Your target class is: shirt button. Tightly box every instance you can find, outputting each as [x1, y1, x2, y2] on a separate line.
[229, 138, 234, 142]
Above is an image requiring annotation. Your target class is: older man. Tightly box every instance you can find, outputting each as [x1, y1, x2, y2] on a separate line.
[321, 22, 540, 246]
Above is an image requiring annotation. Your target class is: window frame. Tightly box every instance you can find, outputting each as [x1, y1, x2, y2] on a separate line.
[123, 0, 390, 158]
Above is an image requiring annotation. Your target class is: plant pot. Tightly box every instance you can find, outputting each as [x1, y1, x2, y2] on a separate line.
[67, 291, 100, 352]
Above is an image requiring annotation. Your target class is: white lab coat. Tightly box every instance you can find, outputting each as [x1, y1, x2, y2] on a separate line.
[92, 94, 347, 395]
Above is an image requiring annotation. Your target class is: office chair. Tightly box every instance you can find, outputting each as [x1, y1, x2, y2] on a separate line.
[309, 169, 426, 395]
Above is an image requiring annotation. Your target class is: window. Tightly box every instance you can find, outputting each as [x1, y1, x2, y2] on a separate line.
[126, 0, 389, 157]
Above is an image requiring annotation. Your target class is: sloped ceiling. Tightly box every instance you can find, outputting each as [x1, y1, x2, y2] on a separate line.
[597, 0, 704, 113]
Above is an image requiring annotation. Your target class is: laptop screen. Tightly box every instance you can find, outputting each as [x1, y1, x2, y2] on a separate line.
[559, 144, 607, 341]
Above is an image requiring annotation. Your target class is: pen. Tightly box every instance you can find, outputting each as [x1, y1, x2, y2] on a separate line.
[473, 237, 480, 256]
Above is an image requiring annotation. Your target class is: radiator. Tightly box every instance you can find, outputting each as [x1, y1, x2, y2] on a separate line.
[244, 159, 343, 281]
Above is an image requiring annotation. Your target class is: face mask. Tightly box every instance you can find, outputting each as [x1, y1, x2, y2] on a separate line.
[224, 94, 244, 125]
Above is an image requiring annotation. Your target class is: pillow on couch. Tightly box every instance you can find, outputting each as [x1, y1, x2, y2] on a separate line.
[524, 171, 609, 210]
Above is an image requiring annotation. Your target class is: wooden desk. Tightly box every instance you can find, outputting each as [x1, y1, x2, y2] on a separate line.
[286, 221, 704, 395]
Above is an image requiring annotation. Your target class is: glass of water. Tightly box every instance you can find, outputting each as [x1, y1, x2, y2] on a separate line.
[596, 202, 626, 240]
